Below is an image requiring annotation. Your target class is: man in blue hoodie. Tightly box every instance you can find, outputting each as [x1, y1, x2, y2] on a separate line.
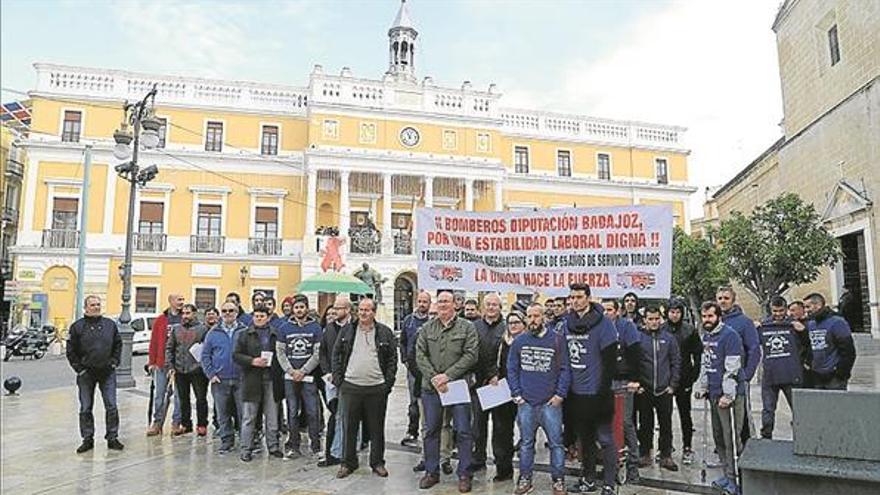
[399, 290, 432, 448]
[695, 301, 745, 495]
[716, 286, 760, 445]
[805, 293, 856, 390]
[757, 296, 812, 439]
[509, 302, 571, 495]
[275, 294, 323, 457]
[565, 283, 619, 495]
[201, 301, 246, 453]
[636, 306, 681, 472]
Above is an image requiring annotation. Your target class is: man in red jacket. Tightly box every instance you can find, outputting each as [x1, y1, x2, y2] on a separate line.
[146, 293, 185, 436]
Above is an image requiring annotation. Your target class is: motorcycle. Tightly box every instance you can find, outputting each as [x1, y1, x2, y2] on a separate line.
[3, 325, 51, 361]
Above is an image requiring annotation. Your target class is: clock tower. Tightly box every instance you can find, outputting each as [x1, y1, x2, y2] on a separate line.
[386, 0, 418, 83]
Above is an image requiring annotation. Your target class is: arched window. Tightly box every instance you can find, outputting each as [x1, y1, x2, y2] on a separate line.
[400, 41, 409, 65]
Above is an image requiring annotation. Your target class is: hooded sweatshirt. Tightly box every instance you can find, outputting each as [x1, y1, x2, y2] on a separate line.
[564, 302, 618, 395]
[721, 305, 761, 382]
[808, 307, 856, 380]
[663, 314, 702, 388]
[695, 322, 744, 400]
[507, 327, 571, 405]
[758, 317, 811, 387]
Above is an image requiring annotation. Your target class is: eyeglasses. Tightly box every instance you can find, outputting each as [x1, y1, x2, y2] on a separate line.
[221, 309, 237, 314]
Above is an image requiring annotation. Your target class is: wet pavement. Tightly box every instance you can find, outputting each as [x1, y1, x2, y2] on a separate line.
[2, 352, 878, 495]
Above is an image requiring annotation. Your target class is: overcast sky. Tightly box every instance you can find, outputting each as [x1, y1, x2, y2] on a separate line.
[1, 0, 785, 218]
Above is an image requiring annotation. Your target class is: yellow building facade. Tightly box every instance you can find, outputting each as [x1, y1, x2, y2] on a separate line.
[10, 1, 694, 329]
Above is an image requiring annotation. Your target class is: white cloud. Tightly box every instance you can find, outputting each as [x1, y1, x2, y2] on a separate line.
[546, 0, 784, 218]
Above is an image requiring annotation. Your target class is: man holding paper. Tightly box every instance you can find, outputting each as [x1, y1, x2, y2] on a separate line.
[275, 294, 323, 458]
[416, 290, 480, 493]
[164, 304, 209, 436]
[508, 302, 571, 495]
[234, 306, 283, 462]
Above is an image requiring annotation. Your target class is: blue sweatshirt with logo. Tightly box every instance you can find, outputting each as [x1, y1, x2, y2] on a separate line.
[758, 318, 810, 386]
[808, 308, 856, 379]
[696, 322, 744, 400]
[564, 304, 618, 396]
[275, 318, 323, 370]
[721, 305, 761, 382]
[507, 329, 571, 405]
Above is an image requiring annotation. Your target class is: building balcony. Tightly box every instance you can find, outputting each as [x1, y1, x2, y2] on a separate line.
[5, 159, 23, 180]
[133, 232, 167, 252]
[42, 229, 79, 249]
[349, 226, 381, 255]
[190, 235, 225, 254]
[249, 237, 282, 256]
[393, 232, 413, 255]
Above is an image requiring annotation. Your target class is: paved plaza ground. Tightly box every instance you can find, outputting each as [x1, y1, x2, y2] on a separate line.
[2, 349, 878, 495]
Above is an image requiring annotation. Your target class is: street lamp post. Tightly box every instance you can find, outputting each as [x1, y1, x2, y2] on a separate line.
[113, 86, 161, 388]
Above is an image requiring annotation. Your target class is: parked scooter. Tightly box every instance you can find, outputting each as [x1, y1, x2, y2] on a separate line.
[3, 325, 51, 361]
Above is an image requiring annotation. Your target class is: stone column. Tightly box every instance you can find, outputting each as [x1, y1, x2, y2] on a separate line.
[465, 178, 474, 211]
[304, 169, 317, 253]
[494, 179, 504, 211]
[339, 170, 351, 237]
[382, 173, 393, 255]
[424, 175, 434, 208]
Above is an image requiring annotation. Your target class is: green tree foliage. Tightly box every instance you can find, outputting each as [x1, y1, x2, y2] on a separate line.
[672, 226, 729, 315]
[715, 193, 841, 315]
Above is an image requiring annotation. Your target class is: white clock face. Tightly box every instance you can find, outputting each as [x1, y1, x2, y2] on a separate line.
[400, 126, 420, 147]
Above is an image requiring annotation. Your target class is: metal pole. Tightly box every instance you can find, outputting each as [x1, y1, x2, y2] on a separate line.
[116, 111, 141, 389]
[74, 145, 92, 321]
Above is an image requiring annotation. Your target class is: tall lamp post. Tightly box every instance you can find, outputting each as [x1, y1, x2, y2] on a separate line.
[112, 86, 161, 388]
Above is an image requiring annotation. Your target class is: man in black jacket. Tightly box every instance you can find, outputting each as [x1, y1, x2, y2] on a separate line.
[471, 293, 507, 474]
[332, 298, 398, 479]
[663, 298, 702, 465]
[66, 295, 123, 454]
[318, 294, 352, 467]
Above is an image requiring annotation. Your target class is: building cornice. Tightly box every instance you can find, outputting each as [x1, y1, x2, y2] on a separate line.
[305, 146, 505, 181]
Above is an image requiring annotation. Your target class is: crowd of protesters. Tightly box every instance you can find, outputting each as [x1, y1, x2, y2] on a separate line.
[65, 283, 856, 495]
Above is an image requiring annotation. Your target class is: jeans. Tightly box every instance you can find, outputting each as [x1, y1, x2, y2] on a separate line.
[674, 385, 694, 450]
[636, 391, 674, 457]
[284, 381, 321, 452]
[570, 393, 617, 487]
[211, 378, 242, 448]
[341, 384, 389, 470]
[612, 381, 639, 466]
[710, 396, 745, 482]
[423, 391, 473, 478]
[406, 370, 421, 437]
[176, 370, 209, 429]
[240, 380, 280, 455]
[491, 402, 517, 476]
[517, 402, 565, 480]
[760, 383, 793, 439]
[151, 368, 181, 426]
[76, 370, 119, 441]
[331, 396, 345, 458]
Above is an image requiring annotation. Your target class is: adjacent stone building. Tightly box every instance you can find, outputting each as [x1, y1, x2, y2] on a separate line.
[709, 0, 879, 337]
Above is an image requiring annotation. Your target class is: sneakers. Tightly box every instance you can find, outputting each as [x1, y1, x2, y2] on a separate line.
[145, 424, 162, 437]
[419, 473, 440, 489]
[107, 438, 125, 451]
[682, 448, 695, 465]
[76, 438, 94, 454]
[570, 478, 597, 493]
[401, 433, 419, 448]
[659, 456, 679, 471]
[412, 460, 426, 472]
[442, 460, 454, 475]
[218, 444, 234, 455]
[514, 477, 534, 495]
[551, 478, 567, 495]
[196, 426, 207, 437]
[240, 452, 253, 462]
[600, 486, 615, 495]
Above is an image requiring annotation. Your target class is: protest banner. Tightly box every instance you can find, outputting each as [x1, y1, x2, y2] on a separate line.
[416, 205, 673, 298]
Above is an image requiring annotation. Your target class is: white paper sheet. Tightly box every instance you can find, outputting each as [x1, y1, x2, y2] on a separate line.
[439, 379, 471, 406]
[188, 343, 203, 362]
[476, 378, 512, 411]
[260, 351, 273, 364]
[284, 373, 315, 383]
[326, 381, 338, 402]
